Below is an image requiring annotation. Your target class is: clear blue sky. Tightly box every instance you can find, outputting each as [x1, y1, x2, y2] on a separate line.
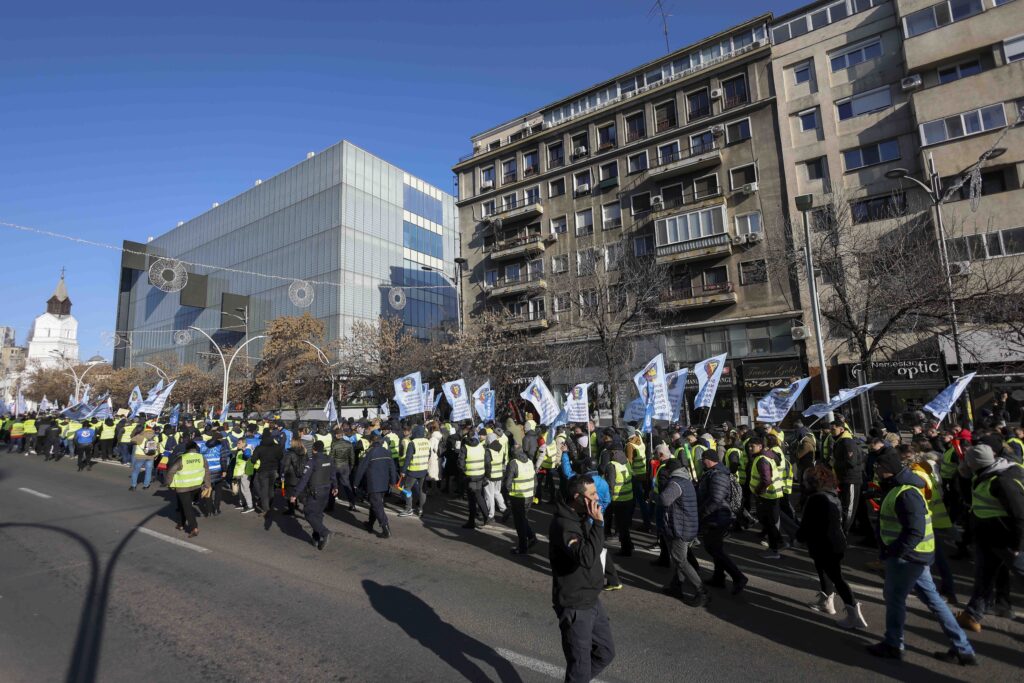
[1, 0, 805, 359]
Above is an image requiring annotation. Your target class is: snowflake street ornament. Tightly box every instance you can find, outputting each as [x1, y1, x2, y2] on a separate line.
[388, 287, 407, 310]
[149, 258, 188, 292]
[173, 329, 193, 346]
[289, 279, 314, 308]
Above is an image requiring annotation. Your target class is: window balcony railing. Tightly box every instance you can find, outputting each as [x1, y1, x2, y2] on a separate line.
[655, 118, 676, 133]
[655, 232, 732, 261]
[575, 225, 595, 236]
[651, 140, 720, 168]
[598, 140, 617, 151]
[626, 129, 647, 143]
[688, 105, 711, 121]
[548, 156, 565, 169]
[723, 94, 749, 110]
[660, 281, 735, 301]
[492, 270, 546, 288]
[603, 217, 622, 230]
[502, 172, 517, 184]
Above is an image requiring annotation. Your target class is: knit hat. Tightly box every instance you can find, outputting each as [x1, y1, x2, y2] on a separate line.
[875, 450, 904, 476]
[701, 448, 720, 463]
[966, 444, 996, 472]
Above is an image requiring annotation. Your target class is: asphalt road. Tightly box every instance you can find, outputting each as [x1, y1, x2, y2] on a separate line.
[0, 452, 1019, 683]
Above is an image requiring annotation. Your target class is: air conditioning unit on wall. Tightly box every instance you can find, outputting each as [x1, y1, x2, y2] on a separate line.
[791, 325, 810, 340]
[901, 74, 922, 91]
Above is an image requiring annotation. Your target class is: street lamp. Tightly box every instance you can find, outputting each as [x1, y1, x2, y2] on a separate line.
[188, 326, 266, 410]
[222, 307, 249, 341]
[795, 194, 833, 423]
[140, 361, 169, 383]
[884, 148, 1004, 425]
[50, 350, 106, 403]
[422, 257, 467, 333]
[303, 340, 342, 424]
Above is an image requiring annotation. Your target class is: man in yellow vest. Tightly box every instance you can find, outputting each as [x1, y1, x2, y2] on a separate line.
[867, 451, 976, 665]
[483, 436, 508, 522]
[749, 437, 785, 559]
[503, 445, 537, 554]
[398, 424, 431, 518]
[165, 442, 211, 538]
[459, 428, 491, 529]
[604, 446, 634, 557]
[625, 427, 651, 533]
[957, 444, 1024, 633]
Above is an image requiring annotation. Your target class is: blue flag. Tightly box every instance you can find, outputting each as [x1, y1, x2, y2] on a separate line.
[641, 390, 656, 434]
[803, 382, 882, 419]
[757, 378, 811, 424]
[168, 404, 181, 427]
[924, 372, 976, 423]
[127, 386, 143, 419]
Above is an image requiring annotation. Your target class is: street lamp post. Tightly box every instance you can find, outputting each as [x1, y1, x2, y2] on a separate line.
[422, 257, 467, 333]
[188, 326, 266, 410]
[140, 361, 169, 383]
[303, 340, 342, 425]
[885, 148, 1005, 426]
[796, 194, 833, 423]
[51, 350, 106, 403]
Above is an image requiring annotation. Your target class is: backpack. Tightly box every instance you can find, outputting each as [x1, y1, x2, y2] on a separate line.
[143, 438, 160, 456]
[727, 471, 744, 514]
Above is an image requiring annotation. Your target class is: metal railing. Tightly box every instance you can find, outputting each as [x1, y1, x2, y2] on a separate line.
[723, 93, 749, 110]
[651, 140, 720, 168]
[487, 233, 545, 253]
[660, 281, 734, 301]
[626, 128, 647, 143]
[548, 156, 565, 169]
[507, 311, 548, 324]
[655, 232, 731, 257]
[491, 270, 546, 288]
[688, 104, 711, 121]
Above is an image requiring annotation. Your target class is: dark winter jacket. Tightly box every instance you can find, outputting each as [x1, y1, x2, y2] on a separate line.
[659, 468, 699, 542]
[354, 443, 398, 493]
[281, 446, 309, 487]
[696, 462, 733, 529]
[329, 437, 356, 469]
[521, 429, 539, 459]
[252, 442, 284, 478]
[877, 468, 932, 564]
[548, 499, 606, 610]
[796, 490, 847, 557]
[831, 434, 865, 485]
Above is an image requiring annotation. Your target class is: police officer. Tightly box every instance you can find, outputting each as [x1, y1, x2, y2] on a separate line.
[291, 440, 341, 550]
[354, 430, 398, 538]
[503, 445, 537, 554]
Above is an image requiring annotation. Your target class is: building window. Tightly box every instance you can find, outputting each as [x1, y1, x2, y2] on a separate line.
[836, 86, 892, 120]
[798, 108, 818, 131]
[793, 61, 812, 84]
[633, 234, 655, 256]
[938, 58, 983, 84]
[947, 226, 1024, 260]
[662, 183, 684, 205]
[722, 74, 749, 109]
[480, 166, 495, 189]
[851, 192, 907, 223]
[658, 141, 681, 165]
[739, 259, 768, 285]
[575, 208, 594, 236]
[627, 151, 648, 174]
[523, 150, 540, 177]
[654, 100, 678, 132]
[549, 177, 566, 197]
[505, 263, 521, 282]
[829, 38, 882, 72]
[735, 212, 763, 235]
[551, 215, 568, 234]
[528, 258, 544, 278]
[947, 168, 1009, 200]
[631, 192, 652, 215]
[577, 248, 598, 275]
[571, 132, 589, 159]
[687, 89, 711, 120]
[920, 103, 1007, 145]
[625, 112, 646, 142]
[553, 294, 570, 317]
[1005, 35, 1024, 62]
[485, 269, 498, 287]
[574, 170, 592, 196]
[842, 138, 900, 171]
[703, 265, 729, 287]
[694, 173, 719, 198]
[482, 200, 496, 217]
[598, 123, 617, 150]
[806, 157, 827, 181]
[602, 202, 622, 229]
[599, 160, 618, 180]
[579, 289, 599, 309]
[690, 130, 715, 155]
[904, 0, 984, 38]
[525, 186, 540, 204]
[502, 193, 517, 211]
[548, 141, 565, 169]
[502, 158, 517, 184]
[605, 243, 625, 271]
[730, 164, 757, 190]
[655, 205, 726, 245]
[725, 118, 751, 143]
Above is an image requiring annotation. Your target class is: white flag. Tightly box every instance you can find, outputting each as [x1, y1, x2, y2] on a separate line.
[379, 401, 391, 418]
[323, 396, 338, 423]
[564, 383, 592, 423]
[392, 372, 424, 417]
[633, 353, 673, 421]
[520, 376, 560, 426]
[139, 380, 176, 416]
[757, 378, 811, 424]
[924, 373, 976, 423]
[442, 379, 472, 422]
[472, 381, 496, 422]
[694, 354, 728, 409]
[803, 382, 882, 419]
[665, 369, 688, 422]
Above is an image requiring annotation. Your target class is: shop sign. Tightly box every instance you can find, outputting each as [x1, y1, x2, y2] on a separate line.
[848, 358, 943, 383]
[740, 358, 803, 390]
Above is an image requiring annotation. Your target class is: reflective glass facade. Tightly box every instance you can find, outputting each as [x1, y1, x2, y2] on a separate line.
[114, 141, 457, 368]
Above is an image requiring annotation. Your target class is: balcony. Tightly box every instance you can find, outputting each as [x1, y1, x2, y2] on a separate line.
[648, 141, 721, 178]
[655, 232, 733, 265]
[548, 156, 565, 169]
[523, 166, 540, 178]
[648, 189, 724, 219]
[626, 129, 647, 143]
[603, 217, 622, 230]
[502, 172, 517, 185]
[658, 281, 737, 311]
[723, 94, 749, 110]
[595, 177, 619, 192]
[688, 105, 711, 122]
[493, 197, 544, 223]
[655, 118, 676, 133]
[486, 271, 548, 298]
[598, 140, 617, 152]
[506, 312, 550, 332]
[488, 234, 549, 261]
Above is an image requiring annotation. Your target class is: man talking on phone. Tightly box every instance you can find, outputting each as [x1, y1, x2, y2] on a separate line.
[549, 474, 616, 682]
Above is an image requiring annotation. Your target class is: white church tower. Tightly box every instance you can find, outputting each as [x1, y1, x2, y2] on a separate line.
[26, 270, 79, 369]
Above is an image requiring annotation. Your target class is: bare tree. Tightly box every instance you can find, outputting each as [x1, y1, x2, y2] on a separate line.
[254, 313, 330, 417]
[334, 315, 421, 408]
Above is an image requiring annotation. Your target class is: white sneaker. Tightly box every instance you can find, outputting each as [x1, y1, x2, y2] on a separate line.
[241, 507, 255, 514]
[808, 591, 836, 615]
[837, 603, 868, 629]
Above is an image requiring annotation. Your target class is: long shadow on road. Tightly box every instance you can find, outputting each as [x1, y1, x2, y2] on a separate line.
[362, 579, 523, 682]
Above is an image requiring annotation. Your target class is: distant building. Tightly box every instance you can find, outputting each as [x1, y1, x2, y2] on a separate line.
[25, 273, 79, 370]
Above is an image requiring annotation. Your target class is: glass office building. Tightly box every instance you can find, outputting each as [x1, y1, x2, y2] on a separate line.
[113, 141, 458, 368]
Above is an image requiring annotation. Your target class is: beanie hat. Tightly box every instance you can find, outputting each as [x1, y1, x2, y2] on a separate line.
[875, 450, 903, 476]
[966, 444, 996, 472]
[701, 448, 720, 463]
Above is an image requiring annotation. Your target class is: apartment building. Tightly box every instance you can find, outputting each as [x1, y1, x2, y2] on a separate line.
[453, 16, 806, 424]
[896, 0, 1024, 407]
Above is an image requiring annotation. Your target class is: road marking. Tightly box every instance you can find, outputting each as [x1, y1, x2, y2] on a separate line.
[137, 527, 211, 553]
[496, 648, 609, 682]
[17, 487, 52, 499]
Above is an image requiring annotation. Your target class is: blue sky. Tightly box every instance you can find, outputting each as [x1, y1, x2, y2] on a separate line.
[1, 0, 805, 359]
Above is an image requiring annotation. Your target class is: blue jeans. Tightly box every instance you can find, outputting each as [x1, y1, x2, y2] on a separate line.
[883, 557, 974, 654]
[118, 442, 133, 464]
[130, 459, 153, 488]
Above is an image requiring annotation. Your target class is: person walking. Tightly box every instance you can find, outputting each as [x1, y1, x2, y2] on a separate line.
[354, 430, 398, 538]
[129, 427, 160, 490]
[604, 448, 635, 557]
[291, 440, 341, 550]
[328, 425, 358, 512]
[503, 445, 537, 554]
[549, 475, 615, 683]
[626, 428, 652, 533]
[459, 428, 491, 529]
[398, 424, 431, 518]
[697, 449, 747, 595]
[281, 437, 309, 517]
[749, 437, 785, 559]
[797, 464, 868, 629]
[483, 437, 508, 523]
[74, 420, 97, 471]
[251, 429, 284, 518]
[659, 459, 708, 606]
[829, 420, 865, 535]
[165, 442, 211, 538]
[866, 450, 977, 665]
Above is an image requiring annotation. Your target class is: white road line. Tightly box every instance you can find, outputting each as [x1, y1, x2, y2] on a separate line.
[496, 648, 610, 682]
[17, 487, 52, 499]
[136, 527, 211, 553]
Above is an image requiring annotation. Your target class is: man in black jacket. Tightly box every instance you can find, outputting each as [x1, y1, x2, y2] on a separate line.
[252, 429, 285, 518]
[549, 476, 615, 683]
[698, 451, 747, 594]
[328, 425, 357, 512]
[829, 421, 864, 535]
[354, 431, 398, 538]
[291, 440, 340, 550]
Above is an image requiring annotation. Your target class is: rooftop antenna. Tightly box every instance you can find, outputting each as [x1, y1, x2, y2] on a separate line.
[649, 0, 672, 54]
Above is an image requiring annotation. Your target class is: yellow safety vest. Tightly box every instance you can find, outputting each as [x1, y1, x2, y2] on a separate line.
[972, 474, 1012, 519]
[314, 433, 333, 450]
[170, 452, 206, 489]
[407, 437, 430, 473]
[10, 422, 25, 437]
[120, 425, 135, 443]
[750, 453, 783, 499]
[22, 419, 37, 435]
[498, 433, 510, 461]
[879, 485, 935, 553]
[724, 447, 743, 475]
[541, 442, 558, 469]
[488, 445, 507, 479]
[922, 469, 951, 530]
[385, 432, 400, 460]
[611, 461, 633, 502]
[464, 443, 486, 478]
[630, 439, 647, 478]
[100, 423, 117, 440]
[510, 459, 536, 498]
